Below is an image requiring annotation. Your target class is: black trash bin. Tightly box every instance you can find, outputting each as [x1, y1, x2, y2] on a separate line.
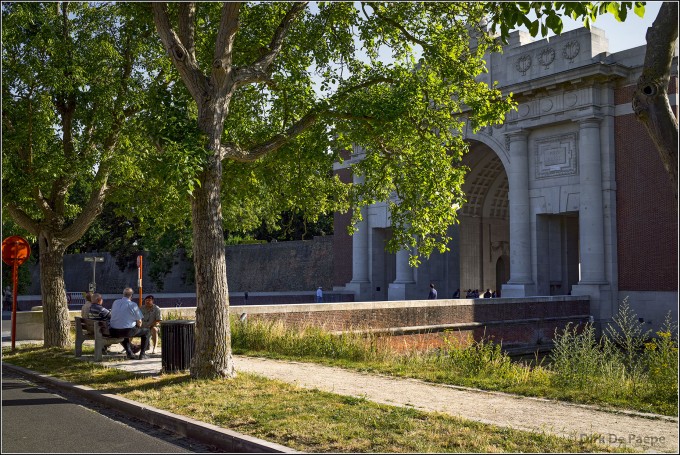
[161, 320, 195, 373]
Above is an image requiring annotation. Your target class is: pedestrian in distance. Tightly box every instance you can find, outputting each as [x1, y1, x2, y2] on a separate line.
[428, 283, 438, 299]
[3, 286, 12, 312]
[141, 295, 162, 354]
[316, 286, 323, 303]
[109, 287, 150, 360]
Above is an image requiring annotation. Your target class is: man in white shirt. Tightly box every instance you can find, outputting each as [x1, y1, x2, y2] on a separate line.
[110, 287, 150, 360]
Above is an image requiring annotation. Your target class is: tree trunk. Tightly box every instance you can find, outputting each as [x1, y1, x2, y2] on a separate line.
[38, 231, 71, 347]
[633, 1, 679, 202]
[189, 153, 235, 379]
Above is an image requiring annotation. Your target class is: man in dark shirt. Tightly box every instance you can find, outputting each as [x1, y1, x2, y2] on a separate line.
[89, 293, 111, 320]
[428, 283, 438, 299]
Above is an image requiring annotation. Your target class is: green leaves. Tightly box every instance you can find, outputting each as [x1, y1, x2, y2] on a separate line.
[489, 2, 645, 41]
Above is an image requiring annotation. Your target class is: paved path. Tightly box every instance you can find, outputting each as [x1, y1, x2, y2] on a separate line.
[232, 357, 677, 453]
[97, 352, 679, 453]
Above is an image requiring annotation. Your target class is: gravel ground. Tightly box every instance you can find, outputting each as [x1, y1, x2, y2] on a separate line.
[233, 356, 679, 453]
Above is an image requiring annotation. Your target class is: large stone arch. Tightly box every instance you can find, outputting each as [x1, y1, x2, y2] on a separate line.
[456, 139, 510, 294]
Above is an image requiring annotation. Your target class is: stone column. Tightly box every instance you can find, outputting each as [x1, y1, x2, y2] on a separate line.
[389, 247, 415, 300]
[503, 130, 533, 297]
[345, 173, 372, 301]
[351, 206, 370, 283]
[576, 117, 607, 284]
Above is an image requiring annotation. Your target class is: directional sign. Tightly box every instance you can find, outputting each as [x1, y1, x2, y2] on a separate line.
[84, 257, 105, 262]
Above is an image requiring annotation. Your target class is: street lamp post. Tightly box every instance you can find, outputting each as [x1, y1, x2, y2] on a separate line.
[83, 256, 105, 292]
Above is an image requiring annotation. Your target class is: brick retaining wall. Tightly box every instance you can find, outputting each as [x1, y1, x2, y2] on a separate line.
[16, 296, 589, 351]
[234, 296, 590, 348]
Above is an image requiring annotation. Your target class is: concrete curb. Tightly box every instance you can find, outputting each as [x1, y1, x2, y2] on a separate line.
[3, 362, 298, 454]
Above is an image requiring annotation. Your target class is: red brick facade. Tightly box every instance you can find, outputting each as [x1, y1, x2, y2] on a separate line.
[614, 77, 678, 291]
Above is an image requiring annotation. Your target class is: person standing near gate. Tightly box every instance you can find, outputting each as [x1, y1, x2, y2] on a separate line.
[428, 283, 438, 299]
[316, 286, 323, 303]
[110, 287, 150, 360]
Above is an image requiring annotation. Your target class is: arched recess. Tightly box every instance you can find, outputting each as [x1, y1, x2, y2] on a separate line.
[496, 255, 510, 293]
[455, 139, 510, 293]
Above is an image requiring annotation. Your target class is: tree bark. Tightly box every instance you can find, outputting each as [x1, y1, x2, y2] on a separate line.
[38, 231, 70, 347]
[152, 2, 309, 379]
[189, 153, 235, 379]
[632, 1, 679, 202]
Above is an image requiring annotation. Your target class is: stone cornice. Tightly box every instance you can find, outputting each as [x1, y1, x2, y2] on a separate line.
[499, 62, 629, 100]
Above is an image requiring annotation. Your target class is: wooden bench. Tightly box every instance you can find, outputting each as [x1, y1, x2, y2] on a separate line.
[74, 316, 124, 361]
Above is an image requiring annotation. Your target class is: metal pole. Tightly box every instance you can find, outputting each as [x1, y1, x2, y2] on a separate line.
[92, 260, 96, 292]
[138, 255, 143, 308]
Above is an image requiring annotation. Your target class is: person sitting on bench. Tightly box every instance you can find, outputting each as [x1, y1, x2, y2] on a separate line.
[109, 287, 150, 360]
[88, 293, 111, 321]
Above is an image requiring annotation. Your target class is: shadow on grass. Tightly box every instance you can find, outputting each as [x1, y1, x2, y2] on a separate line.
[2, 346, 195, 395]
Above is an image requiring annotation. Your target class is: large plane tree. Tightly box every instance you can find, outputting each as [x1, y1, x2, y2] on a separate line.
[1, 3, 160, 346]
[149, 1, 514, 379]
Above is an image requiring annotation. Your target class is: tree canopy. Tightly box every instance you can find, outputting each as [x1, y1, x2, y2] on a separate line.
[1, 2, 161, 346]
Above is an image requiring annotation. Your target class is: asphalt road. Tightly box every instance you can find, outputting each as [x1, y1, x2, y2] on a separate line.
[1, 365, 218, 453]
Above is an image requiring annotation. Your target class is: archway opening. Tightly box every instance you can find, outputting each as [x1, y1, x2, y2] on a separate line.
[454, 140, 509, 295]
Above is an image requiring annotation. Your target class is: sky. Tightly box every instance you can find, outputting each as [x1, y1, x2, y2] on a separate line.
[538, 1, 664, 53]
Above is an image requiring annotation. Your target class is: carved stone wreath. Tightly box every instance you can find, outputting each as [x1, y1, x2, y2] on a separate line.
[538, 47, 555, 68]
[515, 54, 532, 75]
[562, 40, 580, 62]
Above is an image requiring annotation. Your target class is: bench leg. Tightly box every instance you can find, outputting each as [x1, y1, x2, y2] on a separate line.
[75, 331, 84, 357]
[93, 338, 103, 362]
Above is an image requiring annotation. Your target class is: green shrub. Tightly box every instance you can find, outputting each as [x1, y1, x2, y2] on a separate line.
[442, 332, 514, 377]
[643, 313, 679, 405]
[549, 322, 606, 389]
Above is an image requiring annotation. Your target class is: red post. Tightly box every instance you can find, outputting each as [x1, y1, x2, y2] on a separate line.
[11, 260, 18, 351]
[2, 235, 32, 351]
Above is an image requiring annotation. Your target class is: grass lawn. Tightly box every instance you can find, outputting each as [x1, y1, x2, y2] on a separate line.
[2, 345, 631, 453]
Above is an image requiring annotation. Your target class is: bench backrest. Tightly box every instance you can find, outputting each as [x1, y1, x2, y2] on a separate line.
[75, 315, 95, 334]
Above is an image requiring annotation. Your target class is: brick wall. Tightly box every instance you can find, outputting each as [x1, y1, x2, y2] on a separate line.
[614, 77, 678, 291]
[27, 236, 336, 295]
[236, 296, 591, 348]
[226, 237, 334, 291]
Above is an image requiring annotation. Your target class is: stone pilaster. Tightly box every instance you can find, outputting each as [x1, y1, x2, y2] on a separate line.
[571, 116, 610, 332]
